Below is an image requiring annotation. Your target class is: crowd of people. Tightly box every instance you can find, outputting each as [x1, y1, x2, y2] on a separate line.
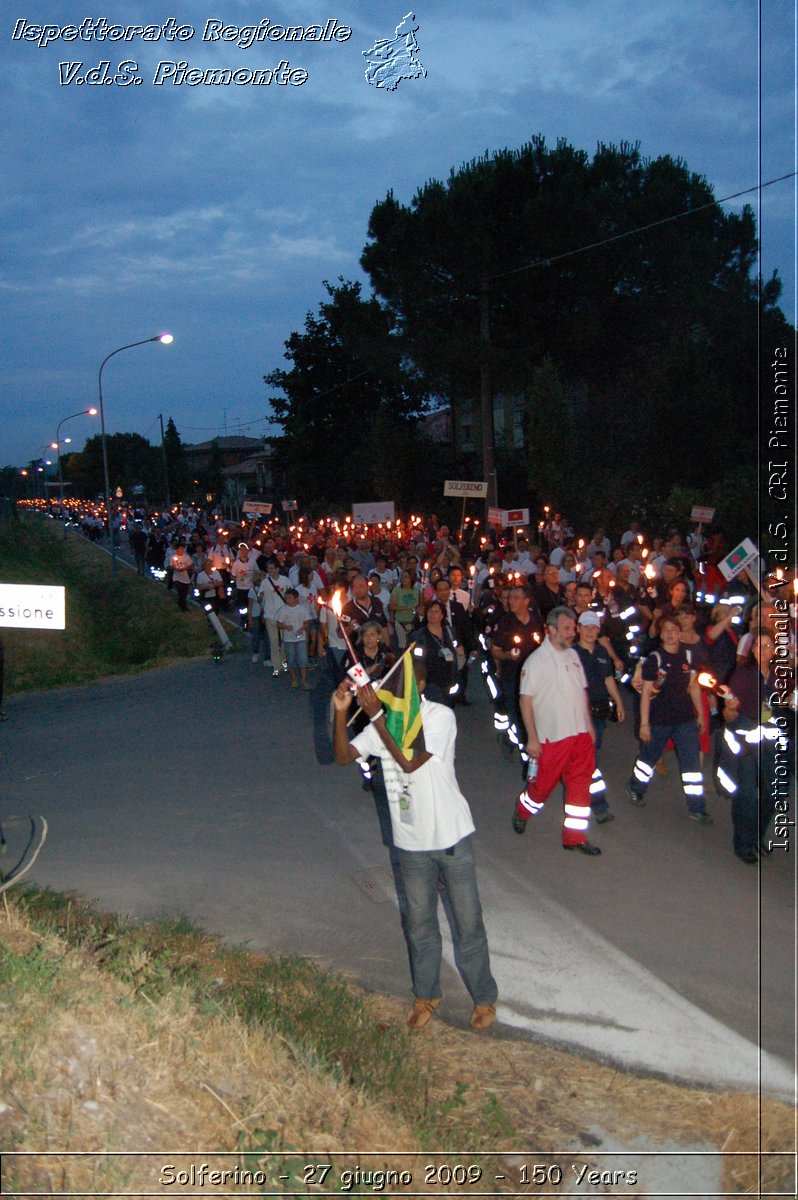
[21, 497, 797, 1027]
[82, 501, 790, 866]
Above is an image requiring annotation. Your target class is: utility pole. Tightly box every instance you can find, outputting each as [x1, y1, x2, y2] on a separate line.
[479, 276, 498, 514]
[158, 413, 171, 508]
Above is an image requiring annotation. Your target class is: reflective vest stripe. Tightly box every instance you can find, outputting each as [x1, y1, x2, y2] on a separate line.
[724, 729, 742, 755]
[717, 766, 738, 794]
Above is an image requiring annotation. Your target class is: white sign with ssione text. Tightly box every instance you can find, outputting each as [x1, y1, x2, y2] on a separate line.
[0, 583, 66, 629]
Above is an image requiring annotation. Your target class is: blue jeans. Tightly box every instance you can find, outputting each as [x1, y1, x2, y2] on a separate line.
[397, 836, 497, 1006]
[250, 618, 270, 660]
[284, 639, 308, 670]
[629, 719, 706, 813]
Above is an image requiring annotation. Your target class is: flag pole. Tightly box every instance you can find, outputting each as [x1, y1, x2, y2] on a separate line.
[345, 641, 418, 726]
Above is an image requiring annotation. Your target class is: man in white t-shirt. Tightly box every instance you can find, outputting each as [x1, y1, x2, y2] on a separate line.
[513, 606, 601, 855]
[169, 542, 194, 612]
[257, 560, 291, 674]
[620, 520, 641, 548]
[333, 673, 498, 1033]
[230, 543, 256, 625]
[617, 540, 644, 588]
[586, 530, 611, 562]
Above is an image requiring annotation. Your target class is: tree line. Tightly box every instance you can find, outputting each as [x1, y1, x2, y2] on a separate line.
[3, 420, 200, 505]
[265, 136, 792, 541]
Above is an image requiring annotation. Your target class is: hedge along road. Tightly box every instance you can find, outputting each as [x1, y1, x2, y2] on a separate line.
[0, 650, 794, 1099]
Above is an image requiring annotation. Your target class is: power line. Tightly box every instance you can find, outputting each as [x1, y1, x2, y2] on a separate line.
[492, 170, 796, 282]
[180, 367, 376, 433]
[178, 416, 270, 433]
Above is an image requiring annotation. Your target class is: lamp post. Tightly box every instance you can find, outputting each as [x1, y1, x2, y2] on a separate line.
[53, 407, 98, 538]
[29, 447, 52, 504]
[98, 334, 173, 572]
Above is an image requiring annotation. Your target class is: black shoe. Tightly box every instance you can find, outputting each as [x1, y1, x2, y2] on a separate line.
[512, 814, 527, 835]
[736, 849, 758, 864]
[563, 841, 602, 856]
[594, 810, 614, 825]
[625, 784, 645, 808]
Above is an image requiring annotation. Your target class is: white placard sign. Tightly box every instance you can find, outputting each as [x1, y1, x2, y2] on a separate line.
[242, 500, 273, 515]
[0, 583, 66, 630]
[351, 501, 396, 525]
[718, 538, 759, 582]
[443, 479, 488, 498]
[690, 505, 716, 524]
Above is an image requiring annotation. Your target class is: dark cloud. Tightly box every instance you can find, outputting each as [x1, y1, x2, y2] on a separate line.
[2, 0, 792, 466]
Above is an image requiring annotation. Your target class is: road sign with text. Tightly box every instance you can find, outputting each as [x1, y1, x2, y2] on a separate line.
[0, 583, 66, 630]
[443, 479, 488, 498]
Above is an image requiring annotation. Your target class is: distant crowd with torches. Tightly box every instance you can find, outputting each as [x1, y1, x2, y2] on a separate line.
[15, 492, 797, 858]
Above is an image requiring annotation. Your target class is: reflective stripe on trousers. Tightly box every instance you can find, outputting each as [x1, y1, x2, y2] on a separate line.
[589, 767, 606, 796]
[514, 731, 595, 846]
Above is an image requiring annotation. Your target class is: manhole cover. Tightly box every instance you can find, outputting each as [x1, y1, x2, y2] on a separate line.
[351, 865, 396, 903]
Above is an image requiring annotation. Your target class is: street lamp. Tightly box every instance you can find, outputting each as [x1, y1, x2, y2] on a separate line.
[28, 446, 52, 503]
[53, 407, 98, 538]
[98, 333, 173, 572]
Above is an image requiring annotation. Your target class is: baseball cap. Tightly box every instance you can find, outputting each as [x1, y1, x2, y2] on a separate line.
[578, 611, 602, 628]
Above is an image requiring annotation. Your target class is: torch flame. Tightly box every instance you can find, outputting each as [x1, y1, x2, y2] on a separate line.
[697, 672, 718, 690]
[330, 590, 343, 618]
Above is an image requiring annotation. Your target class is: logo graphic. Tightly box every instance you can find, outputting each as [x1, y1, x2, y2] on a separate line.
[362, 11, 426, 90]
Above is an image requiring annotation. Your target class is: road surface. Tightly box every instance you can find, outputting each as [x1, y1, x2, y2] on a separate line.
[1, 650, 794, 1099]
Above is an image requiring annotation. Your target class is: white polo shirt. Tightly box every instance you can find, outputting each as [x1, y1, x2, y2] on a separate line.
[351, 699, 475, 852]
[519, 635, 590, 742]
[618, 557, 642, 587]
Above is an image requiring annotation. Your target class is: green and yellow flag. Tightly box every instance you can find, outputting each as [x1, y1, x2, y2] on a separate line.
[376, 646, 426, 761]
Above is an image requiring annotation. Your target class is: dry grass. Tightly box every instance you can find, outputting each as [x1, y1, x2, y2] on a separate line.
[0, 894, 794, 1198]
[0, 904, 425, 1196]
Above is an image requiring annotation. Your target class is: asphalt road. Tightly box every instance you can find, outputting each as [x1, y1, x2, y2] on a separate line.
[1, 647, 795, 1098]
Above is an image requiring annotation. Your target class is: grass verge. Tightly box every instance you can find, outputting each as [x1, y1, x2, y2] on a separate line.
[0, 887, 794, 1197]
[0, 515, 212, 693]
